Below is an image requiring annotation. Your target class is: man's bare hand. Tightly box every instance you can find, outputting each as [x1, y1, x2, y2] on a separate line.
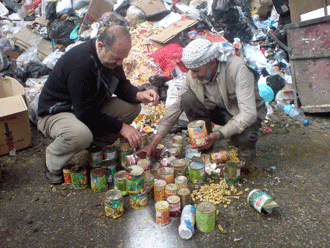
[197, 132, 221, 150]
[120, 123, 143, 148]
[136, 89, 159, 106]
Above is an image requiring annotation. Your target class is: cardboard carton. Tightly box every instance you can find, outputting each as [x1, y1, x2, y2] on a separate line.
[13, 27, 53, 61]
[289, 0, 330, 23]
[0, 77, 32, 156]
[78, 0, 114, 34]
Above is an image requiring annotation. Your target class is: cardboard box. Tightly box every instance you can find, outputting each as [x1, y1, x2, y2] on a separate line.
[0, 77, 32, 156]
[78, 0, 114, 34]
[150, 19, 198, 44]
[13, 27, 53, 61]
[289, 0, 329, 23]
[130, 0, 169, 19]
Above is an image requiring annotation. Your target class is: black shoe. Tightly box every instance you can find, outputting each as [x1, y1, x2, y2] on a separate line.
[44, 162, 63, 185]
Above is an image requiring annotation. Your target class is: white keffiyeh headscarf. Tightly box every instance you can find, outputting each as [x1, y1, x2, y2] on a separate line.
[182, 39, 234, 69]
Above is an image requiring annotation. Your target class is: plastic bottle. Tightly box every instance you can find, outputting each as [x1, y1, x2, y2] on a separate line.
[276, 101, 309, 125]
[178, 204, 196, 240]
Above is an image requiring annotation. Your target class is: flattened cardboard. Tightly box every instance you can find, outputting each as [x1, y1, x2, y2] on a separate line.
[13, 27, 53, 61]
[131, 0, 168, 17]
[78, 0, 114, 34]
[0, 77, 32, 156]
[151, 19, 198, 44]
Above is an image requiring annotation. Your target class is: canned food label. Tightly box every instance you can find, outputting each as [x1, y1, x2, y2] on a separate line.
[126, 173, 144, 193]
[71, 171, 88, 190]
[89, 151, 103, 167]
[188, 121, 208, 147]
[248, 190, 273, 213]
[105, 199, 124, 218]
[104, 150, 117, 161]
[189, 166, 205, 183]
[129, 190, 148, 209]
[114, 180, 128, 196]
[169, 201, 181, 218]
[91, 174, 108, 192]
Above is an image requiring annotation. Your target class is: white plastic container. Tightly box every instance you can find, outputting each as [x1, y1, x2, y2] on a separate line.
[0, 2, 9, 17]
[178, 204, 196, 239]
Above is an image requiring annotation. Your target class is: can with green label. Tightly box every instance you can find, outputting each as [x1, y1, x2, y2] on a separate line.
[188, 157, 205, 183]
[100, 159, 117, 184]
[196, 202, 216, 232]
[70, 165, 88, 190]
[104, 189, 124, 218]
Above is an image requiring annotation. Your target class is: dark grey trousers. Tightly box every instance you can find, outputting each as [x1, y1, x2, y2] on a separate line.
[181, 89, 261, 151]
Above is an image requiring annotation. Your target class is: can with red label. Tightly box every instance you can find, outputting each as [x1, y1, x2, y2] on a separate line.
[165, 183, 178, 199]
[103, 145, 118, 161]
[211, 151, 228, 164]
[188, 120, 208, 148]
[155, 201, 170, 226]
[167, 195, 181, 218]
[62, 164, 73, 184]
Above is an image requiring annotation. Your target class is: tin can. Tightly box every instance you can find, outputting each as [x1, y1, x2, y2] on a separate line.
[104, 189, 124, 218]
[224, 161, 241, 184]
[154, 179, 167, 202]
[158, 167, 174, 184]
[196, 202, 216, 232]
[185, 150, 201, 175]
[175, 176, 188, 189]
[211, 151, 228, 164]
[161, 157, 173, 167]
[114, 170, 128, 196]
[121, 152, 139, 168]
[62, 164, 73, 184]
[145, 174, 154, 197]
[137, 158, 151, 179]
[100, 159, 117, 184]
[138, 132, 149, 149]
[177, 188, 191, 210]
[103, 145, 118, 161]
[90, 168, 108, 192]
[154, 144, 165, 161]
[173, 135, 184, 146]
[120, 137, 131, 153]
[188, 158, 205, 183]
[247, 189, 279, 214]
[171, 159, 186, 177]
[167, 195, 181, 218]
[125, 165, 145, 194]
[70, 165, 88, 190]
[165, 183, 178, 199]
[88, 146, 103, 167]
[129, 189, 148, 209]
[155, 201, 170, 226]
[172, 144, 183, 156]
[188, 120, 208, 147]
[168, 147, 179, 158]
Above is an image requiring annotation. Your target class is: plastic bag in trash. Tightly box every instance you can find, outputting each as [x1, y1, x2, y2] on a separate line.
[101, 11, 129, 27]
[49, 19, 76, 46]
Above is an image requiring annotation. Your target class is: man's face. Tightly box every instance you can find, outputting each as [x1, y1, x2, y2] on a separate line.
[190, 64, 214, 84]
[98, 40, 131, 69]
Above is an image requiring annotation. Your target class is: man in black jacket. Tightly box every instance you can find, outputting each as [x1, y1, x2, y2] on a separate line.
[37, 25, 159, 184]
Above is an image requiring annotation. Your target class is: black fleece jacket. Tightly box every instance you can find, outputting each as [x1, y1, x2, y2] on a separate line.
[37, 39, 140, 136]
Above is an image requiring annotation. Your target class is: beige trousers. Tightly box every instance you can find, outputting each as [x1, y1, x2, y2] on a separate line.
[37, 97, 141, 174]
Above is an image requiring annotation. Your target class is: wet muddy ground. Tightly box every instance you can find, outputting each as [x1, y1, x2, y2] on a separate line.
[1, 111, 330, 248]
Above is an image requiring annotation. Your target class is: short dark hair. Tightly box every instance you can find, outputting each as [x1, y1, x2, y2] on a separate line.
[97, 26, 130, 51]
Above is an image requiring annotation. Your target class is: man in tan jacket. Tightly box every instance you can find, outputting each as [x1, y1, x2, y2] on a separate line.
[137, 39, 266, 161]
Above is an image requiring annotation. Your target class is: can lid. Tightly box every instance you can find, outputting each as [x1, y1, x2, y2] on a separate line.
[105, 189, 123, 200]
[145, 174, 155, 182]
[100, 159, 117, 167]
[175, 175, 188, 183]
[155, 200, 169, 210]
[165, 183, 178, 191]
[114, 170, 126, 180]
[154, 179, 167, 187]
[126, 165, 144, 176]
[102, 145, 117, 152]
[187, 120, 205, 128]
[90, 167, 107, 176]
[197, 201, 216, 213]
[167, 195, 180, 203]
[177, 188, 191, 195]
[171, 159, 186, 168]
[158, 167, 174, 175]
[189, 160, 205, 170]
[137, 159, 150, 166]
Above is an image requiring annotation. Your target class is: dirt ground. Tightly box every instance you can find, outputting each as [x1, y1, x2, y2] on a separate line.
[1, 110, 330, 248]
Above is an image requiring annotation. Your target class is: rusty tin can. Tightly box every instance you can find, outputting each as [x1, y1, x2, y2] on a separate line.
[90, 167, 108, 192]
[125, 165, 145, 194]
[171, 159, 186, 177]
[104, 189, 124, 219]
[173, 135, 184, 146]
[103, 145, 118, 161]
[177, 188, 191, 210]
[154, 179, 167, 202]
[129, 189, 148, 209]
[88, 146, 103, 168]
[211, 151, 228, 164]
[165, 183, 178, 199]
[224, 160, 241, 184]
[196, 202, 216, 232]
[188, 120, 208, 147]
[167, 195, 181, 218]
[155, 201, 170, 226]
[120, 137, 131, 153]
[154, 144, 165, 161]
[62, 164, 73, 184]
[137, 158, 151, 179]
[100, 159, 117, 184]
[70, 165, 88, 190]
[175, 175, 188, 189]
[158, 167, 174, 184]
